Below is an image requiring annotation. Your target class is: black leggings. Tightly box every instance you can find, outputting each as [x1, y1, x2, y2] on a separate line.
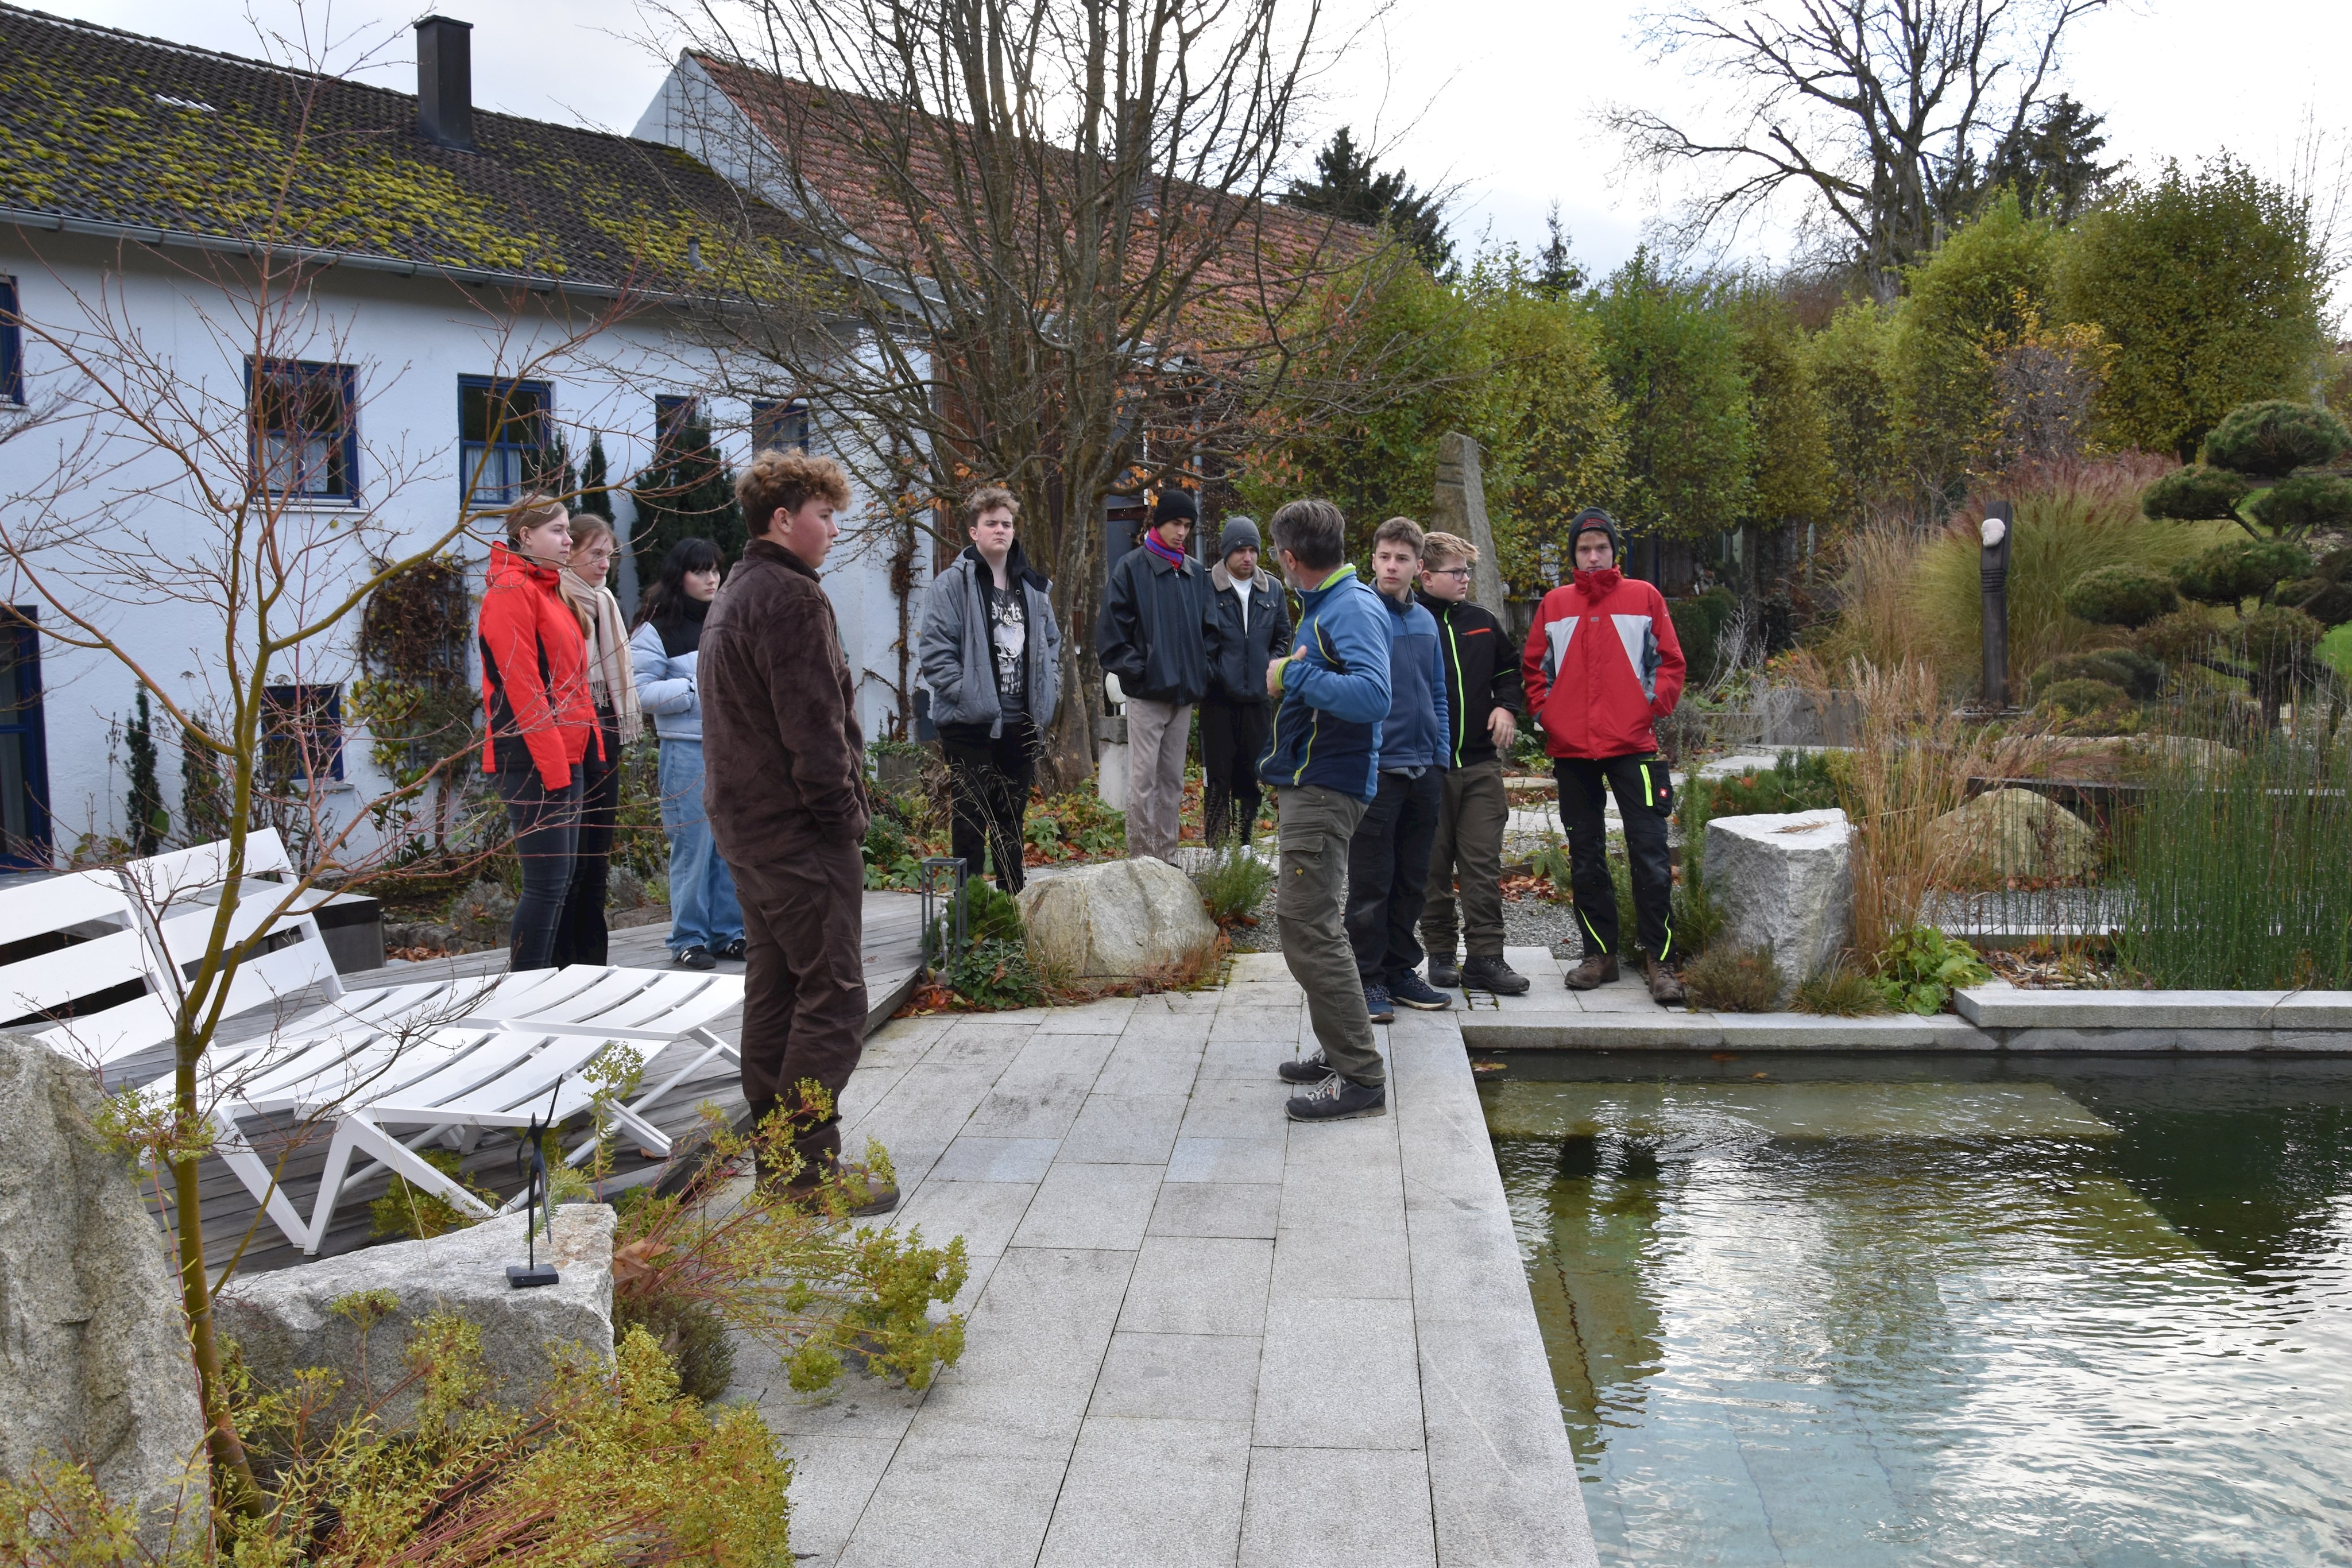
[555, 720, 621, 966]
[941, 721, 1038, 893]
[1200, 698, 1271, 849]
[498, 768, 584, 971]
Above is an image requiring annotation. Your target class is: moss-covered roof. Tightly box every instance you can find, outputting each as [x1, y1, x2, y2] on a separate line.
[0, 4, 788, 292]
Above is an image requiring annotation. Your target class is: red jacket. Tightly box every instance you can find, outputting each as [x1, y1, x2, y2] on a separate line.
[1521, 568, 1686, 759]
[477, 543, 600, 788]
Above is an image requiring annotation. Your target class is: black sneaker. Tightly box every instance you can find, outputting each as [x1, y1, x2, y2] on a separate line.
[1363, 982, 1396, 1024]
[1388, 969, 1453, 1011]
[673, 945, 717, 971]
[1278, 1051, 1335, 1085]
[1461, 955, 1531, 996]
[1428, 957, 1463, 988]
[1286, 1074, 1387, 1122]
[716, 936, 748, 960]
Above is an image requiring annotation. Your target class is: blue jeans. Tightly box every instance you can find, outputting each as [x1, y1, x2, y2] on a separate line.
[659, 738, 744, 953]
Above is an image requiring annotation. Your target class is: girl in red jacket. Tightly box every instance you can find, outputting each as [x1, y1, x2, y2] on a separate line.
[478, 494, 601, 970]
[1521, 508, 1688, 1004]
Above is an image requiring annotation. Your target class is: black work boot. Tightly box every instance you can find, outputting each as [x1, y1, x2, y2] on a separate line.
[1461, 954, 1531, 996]
[1285, 1074, 1388, 1122]
[1643, 955, 1687, 1007]
[1278, 1050, 1336, 1085]
[1564, 954, 1620, 989]
[1428, 953, 1463, 988]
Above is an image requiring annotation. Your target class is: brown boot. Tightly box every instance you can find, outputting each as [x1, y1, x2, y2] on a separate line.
[780, 1160, 901, 1219]
[1643, 955, 1686, 1007]
[1564, 954, 1619, 989]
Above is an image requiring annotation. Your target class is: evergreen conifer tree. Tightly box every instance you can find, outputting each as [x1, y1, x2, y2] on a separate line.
[124, 688, 167, 854]
[1283, 126, 1453, 273]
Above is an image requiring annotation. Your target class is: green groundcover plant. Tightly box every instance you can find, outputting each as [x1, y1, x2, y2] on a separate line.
[1870, 925, 1991, 1015]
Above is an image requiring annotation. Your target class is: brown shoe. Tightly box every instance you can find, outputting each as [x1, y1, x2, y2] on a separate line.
[1643, 956, 1686, 1007]
[1564, 954, 1619, 989]
[782, 1160, 901, 1219]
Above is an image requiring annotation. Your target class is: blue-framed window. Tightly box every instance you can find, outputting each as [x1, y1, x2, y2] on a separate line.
[654, 393, 701, 454]
[459, 376, 552, 506]
[0, 608, 51, 868]
[261, 684, 344, 783]
[0, 277, 23, 407]
[248, 357, 358, 500]
[752, 397, 811, 453]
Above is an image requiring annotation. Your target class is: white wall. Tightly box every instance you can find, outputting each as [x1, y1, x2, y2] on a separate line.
[0, 233, 924, 864]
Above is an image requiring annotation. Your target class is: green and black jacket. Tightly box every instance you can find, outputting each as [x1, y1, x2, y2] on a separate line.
[1415, 590, 1525, 768]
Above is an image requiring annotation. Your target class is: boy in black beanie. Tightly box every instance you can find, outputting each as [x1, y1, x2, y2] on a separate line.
[1096, 489, 1223, 862]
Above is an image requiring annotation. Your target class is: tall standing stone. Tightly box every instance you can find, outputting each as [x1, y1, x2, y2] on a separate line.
[0, 1035, 207, 1551]
[1433, 432, 1508, 615]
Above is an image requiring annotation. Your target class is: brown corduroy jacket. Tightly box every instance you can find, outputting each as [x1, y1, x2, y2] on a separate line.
[699, 537, 868, 859]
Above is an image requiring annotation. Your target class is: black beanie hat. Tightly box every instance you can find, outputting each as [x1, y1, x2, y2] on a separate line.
[1569, 506, 1622, 563]
[1153, 489, 1200, 526]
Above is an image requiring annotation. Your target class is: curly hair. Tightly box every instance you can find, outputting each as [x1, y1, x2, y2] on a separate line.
[960, 483, 1019, 530]
[736, 447, 850, 533]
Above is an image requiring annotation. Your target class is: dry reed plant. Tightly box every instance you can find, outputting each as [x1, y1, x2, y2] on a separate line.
[1819, 659, 2062, 961]
[1815, 520, 1937, 671]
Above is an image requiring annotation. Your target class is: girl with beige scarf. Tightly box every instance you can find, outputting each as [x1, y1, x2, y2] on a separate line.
[555, 516, 642, 963]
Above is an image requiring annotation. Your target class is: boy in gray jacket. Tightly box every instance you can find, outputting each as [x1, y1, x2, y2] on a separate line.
[918, 484, 1063, 892]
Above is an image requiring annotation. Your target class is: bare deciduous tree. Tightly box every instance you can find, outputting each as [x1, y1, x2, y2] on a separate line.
[1607, 0, 2106, 293]
[651, 0, 1419, 784]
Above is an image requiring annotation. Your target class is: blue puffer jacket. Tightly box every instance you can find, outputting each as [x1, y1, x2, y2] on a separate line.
[1376, 587, 1450, 772]
[1256, 564, 1392, 802]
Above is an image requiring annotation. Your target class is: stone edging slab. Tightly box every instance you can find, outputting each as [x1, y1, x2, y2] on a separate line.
[1459, 1011, 1989, 1052]
[1953, 981, 2352, 1052]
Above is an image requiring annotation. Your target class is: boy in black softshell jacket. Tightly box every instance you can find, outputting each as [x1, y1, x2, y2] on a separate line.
[1415, 531, 1530, 995]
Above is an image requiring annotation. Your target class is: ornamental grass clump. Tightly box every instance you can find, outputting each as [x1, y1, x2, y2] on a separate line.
[2113, 726, 2352, 989]
[1681, 943, 1785, 1012]
[1192, 843, 1275, 927]
[1792, 961, 1891, 1017]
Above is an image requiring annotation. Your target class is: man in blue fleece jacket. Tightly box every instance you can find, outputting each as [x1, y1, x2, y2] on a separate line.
[1344, 517, 1452, 1023]
[1258, 498, 1395, 1123]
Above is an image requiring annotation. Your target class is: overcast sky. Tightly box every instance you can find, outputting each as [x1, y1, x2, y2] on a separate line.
[44, 0, 2352, 315]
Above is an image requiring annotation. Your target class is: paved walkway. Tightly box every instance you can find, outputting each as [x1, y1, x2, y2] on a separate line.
[731, 953, 1597, 1568]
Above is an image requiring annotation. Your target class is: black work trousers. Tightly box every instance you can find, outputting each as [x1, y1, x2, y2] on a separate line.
[496, 768, 583, 972]
[941, 719, 1037, 893]
[1554, 753, 1676, 961]
[1199, 697, 1272, 849]
[555, 717, 621, 966]
[1344, 768, 1445, 982]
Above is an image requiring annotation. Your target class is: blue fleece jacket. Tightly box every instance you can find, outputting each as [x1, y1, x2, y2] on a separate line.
[1375, 587, 1449, 772]
[1256, 564, 1392, 802]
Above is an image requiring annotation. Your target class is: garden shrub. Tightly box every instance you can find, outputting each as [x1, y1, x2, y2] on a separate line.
[1791, 961, 1890, 1017]
[2247, 472, 2352, 535]
[1869, 925, 1991, 1014]
[2063, 563, 2179, 629]
[1684, 748, 1842, 819]
[2174, 537, 2311, 609]
[1193, 844, 1274, 926]
[368, 1147, 489, 1241]
[613, 1290, 735, 1404]
[2139, 463, 2252, 522]
[2199, 398, 2351, 478]
[1682, 943, 1785, 1012]
[2034, 676, 2139, 733]
[2026, 648, 2165, 700]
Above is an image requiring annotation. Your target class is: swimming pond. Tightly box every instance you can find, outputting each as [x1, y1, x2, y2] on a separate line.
[1484, 1054, 2352, 1566]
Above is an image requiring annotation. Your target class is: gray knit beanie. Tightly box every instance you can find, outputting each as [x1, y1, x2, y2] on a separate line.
[1218, 516, 1261, 560]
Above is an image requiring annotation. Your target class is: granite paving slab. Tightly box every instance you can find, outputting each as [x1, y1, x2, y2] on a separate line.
[742, 952, 1597, 1567]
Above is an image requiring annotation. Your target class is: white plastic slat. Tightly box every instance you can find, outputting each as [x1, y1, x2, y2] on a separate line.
[0, 869, 136, 947]
[0, 925, 151, 1019]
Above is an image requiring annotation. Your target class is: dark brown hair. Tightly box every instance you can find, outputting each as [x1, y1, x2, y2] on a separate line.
[961, 483, 1019, 530]
[735, 447, 850, 533]
[1372, 516, 1425, 555]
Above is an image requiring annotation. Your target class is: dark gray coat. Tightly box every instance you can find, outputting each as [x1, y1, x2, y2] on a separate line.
[1096, 543, 1224, 706]
[918, 543, 1062, 736]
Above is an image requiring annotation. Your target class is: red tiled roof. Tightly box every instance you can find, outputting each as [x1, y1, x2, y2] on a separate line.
[691, 55, 1380, 351]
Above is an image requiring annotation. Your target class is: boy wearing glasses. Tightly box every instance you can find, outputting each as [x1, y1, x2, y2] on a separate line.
[1414, 531, 1530, 994]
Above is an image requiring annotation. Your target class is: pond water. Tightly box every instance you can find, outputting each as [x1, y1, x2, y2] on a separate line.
[1485, 1055, 2352, 1566]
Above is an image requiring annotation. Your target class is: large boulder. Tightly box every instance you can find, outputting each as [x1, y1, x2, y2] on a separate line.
[0, 1035, 206, 1551]
[1703, 809, 1854, 988]
[216, 1204, 614, 1429]
[1018, 857, 1218, 979]
[1927, 787, 2097, 883]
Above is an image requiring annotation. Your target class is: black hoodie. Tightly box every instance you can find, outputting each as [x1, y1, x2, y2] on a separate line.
[1415, 588, 1525, 768]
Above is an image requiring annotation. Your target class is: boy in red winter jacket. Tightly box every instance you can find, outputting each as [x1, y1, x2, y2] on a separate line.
[1520, 508, 1689, 1005]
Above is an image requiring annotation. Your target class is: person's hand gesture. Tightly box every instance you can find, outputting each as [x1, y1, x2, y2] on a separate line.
[1488, 707, 1518, 750]
[1265, 656, 1289, 698]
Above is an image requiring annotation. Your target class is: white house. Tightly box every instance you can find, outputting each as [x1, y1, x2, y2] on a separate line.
[0, 5, 930, 868]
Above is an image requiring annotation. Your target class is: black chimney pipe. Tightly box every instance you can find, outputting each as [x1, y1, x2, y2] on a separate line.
[416, 16, 474, 150]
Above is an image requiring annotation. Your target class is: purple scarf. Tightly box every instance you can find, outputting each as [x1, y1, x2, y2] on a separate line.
[1142, 529, 1187, 568]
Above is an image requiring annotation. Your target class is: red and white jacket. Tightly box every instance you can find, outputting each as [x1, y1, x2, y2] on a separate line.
[1521, 568, 1686, 760]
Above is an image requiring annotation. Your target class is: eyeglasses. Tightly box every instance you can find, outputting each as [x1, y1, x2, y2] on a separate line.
[1427, 566, 1472, 579]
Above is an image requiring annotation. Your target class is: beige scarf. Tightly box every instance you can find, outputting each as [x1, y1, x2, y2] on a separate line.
[560, 569, 644, 748]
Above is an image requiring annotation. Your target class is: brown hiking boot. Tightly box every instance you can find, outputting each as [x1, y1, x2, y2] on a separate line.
[1643, 955, 1687, 1007]
[1564, 954, 1619, 989]
[779, 1160, 901, 1219]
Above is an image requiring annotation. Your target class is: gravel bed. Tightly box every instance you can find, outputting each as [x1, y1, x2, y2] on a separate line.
[1218, 855, 1585, 961]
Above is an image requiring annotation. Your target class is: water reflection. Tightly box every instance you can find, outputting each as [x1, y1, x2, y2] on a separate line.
[1488, 1056, 2352, 1566]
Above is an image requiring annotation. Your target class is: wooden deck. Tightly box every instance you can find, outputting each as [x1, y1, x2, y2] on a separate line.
[121, 892, 926, 1279]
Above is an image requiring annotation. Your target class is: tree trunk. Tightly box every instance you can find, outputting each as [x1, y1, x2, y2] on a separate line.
[173, 1045, 263, 1518]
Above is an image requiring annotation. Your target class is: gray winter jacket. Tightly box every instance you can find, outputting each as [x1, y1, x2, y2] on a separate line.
[918, 543, 1063, 736]
[629, 619, 703, 742]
